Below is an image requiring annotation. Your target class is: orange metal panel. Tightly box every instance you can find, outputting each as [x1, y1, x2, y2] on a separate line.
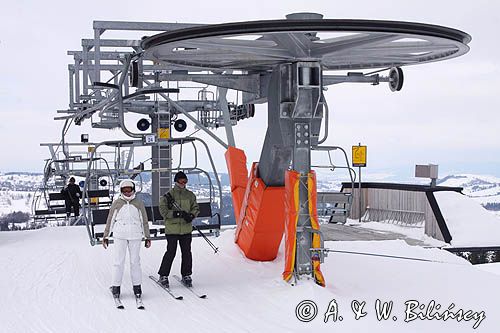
[224, 147, 248, 191]
[283, 170, 300, 282]
[224, 146, 248, 222]
[308, 171, 326, 287]
[234, 162, 285, 261]
[282, 170, 326, 286]
[231, 188, 246, 222]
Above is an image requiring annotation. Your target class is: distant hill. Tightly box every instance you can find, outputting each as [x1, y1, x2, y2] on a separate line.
[2, 172, 500, 217]
[438, 174, 500, 215]
[137, 171, 230, 187]
[0, 172, 43, 192]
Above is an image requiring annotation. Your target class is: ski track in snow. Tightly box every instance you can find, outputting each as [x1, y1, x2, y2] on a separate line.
[1, 226, 500, 332]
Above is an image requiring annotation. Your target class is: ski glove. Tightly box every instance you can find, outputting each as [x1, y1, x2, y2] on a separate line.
[145, 239, 151, 248]
[103, 238, 109, 249]
[182, 211, 195, 223]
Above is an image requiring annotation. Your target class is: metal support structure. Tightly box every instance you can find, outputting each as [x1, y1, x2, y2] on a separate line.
[291, 62, 322, 277]
[218, 87, 236, 147]
[358, 165, 362, 223]
[93, 27, 103, 85]
[151, 112, 172, 206]
[41, 15, 470, 280]
[137, 15, 468, 280]
[259, 61, 323, 276]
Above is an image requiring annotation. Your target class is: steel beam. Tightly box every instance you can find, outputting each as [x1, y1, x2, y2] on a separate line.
[93, 20, 202, 31]
[82, 39, 141, 47]
[218, 87, 236, 147]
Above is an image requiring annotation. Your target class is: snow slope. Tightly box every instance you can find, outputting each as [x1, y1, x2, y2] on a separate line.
[0, 190, 32, 216]
[435, 191, 500, 247]
[476, 262, 500, 276]
[1, 226, 499, 332]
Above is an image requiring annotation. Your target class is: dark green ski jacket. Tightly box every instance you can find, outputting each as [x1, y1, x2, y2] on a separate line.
[159, 185, 199, 235]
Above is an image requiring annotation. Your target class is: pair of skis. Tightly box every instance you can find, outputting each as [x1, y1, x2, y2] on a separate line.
[112, 275, 207, 309]
[149, 275, 207, 300]
[110, 287, 145, 310]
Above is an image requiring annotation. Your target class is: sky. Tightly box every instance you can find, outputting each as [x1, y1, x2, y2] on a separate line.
[1, 0, 499, 181]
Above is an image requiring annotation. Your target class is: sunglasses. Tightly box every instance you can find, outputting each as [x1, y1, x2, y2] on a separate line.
[121, 188, 134, 193]
[177, 180, 188, 185]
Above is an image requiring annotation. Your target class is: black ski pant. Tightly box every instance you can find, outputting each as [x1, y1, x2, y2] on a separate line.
[158, 234, 192, 277]
[65, 200, 80, 217]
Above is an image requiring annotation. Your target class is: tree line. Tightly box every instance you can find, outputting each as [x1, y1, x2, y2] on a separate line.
[0, 211, 31, 231]
[455, 251, 500, 264]
[483, 202, 500, 211]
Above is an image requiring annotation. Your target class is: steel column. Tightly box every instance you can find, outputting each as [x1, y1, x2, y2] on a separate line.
[151, 112, 172, 206]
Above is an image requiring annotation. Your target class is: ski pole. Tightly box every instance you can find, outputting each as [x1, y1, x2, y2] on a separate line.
[193, 224, 219, 254]
[169, 196, 219, 254]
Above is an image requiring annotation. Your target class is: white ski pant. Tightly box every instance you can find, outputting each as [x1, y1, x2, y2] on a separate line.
[111, 238, 142, 286]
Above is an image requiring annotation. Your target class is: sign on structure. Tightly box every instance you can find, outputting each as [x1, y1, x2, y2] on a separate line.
[158, 128, 170, 139]
[144, 134, 157, 144]
[352, 145, 367, 167]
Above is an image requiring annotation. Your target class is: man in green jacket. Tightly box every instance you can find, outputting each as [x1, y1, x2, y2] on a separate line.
[158, 171, 199, 288]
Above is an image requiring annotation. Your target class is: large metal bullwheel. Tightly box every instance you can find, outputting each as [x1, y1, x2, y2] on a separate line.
[142, 14, 470, 71]
[140, 13, 470, 281]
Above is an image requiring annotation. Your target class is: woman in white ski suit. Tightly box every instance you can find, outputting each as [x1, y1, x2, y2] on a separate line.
[103, 180, 151, 297]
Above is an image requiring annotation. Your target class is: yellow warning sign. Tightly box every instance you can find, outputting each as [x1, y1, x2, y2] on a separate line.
[158, 128, 170, 139]
[352, 145, 367, 167]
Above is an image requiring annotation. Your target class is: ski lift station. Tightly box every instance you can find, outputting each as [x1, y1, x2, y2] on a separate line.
[34, 12, 500, 286]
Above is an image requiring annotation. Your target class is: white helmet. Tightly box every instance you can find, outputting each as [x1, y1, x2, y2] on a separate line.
[119, 179, 135, 192]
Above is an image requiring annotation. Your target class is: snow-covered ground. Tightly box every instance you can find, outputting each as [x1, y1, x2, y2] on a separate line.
[0, 190, 33, 215]
[348, 189, 500, 248]
[1, 226, 499, 332]
[476, 262, 500, 276]
[352, 220, 446, 247]
[435, 191, 500, 247]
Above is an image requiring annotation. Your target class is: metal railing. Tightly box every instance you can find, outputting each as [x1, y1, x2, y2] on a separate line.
[361, 207, 425, 227]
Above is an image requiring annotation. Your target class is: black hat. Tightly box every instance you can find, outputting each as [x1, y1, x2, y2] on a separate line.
[174, 171, 188, 183]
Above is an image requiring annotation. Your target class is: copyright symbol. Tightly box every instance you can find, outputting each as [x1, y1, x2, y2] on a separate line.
[295, 300, 318, 322]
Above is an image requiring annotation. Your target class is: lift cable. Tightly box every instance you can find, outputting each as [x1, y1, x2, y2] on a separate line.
[321, 248, 466, 265]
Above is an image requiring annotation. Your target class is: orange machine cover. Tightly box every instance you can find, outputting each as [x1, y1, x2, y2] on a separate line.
[308, 171, 326, 287]
[283, 170, 300, 282]
[283, 170, 325, 286]
[224, 146, 248, 221]
[234, 162, 285, 261]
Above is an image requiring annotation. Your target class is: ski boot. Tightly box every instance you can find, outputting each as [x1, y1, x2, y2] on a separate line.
[159, 276, 169, 288]
[133, 285, 145, 309]
[111, 286, 120, 298]
[181, 275, 192, 288]
[110, 286, 124, 309]
[133, 285, 142, 297]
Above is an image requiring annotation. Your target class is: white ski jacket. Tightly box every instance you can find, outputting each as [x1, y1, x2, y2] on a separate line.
[103, 195, 150, 240]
